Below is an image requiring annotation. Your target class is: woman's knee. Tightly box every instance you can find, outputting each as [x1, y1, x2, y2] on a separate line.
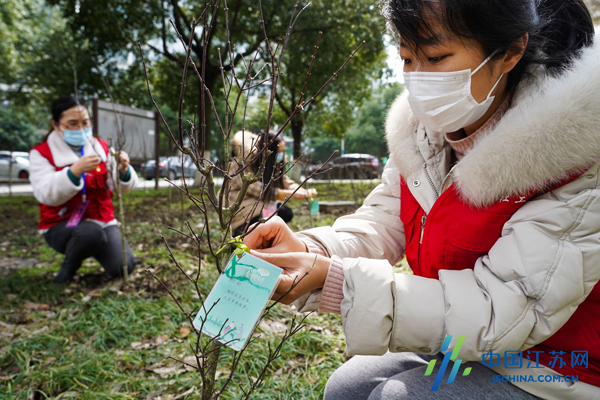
[324, 353, 436, 400]
[74, 221, 107, 245]
[324, 366, 361, 400]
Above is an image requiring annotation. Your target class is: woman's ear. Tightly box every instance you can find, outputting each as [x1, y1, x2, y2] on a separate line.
[500, 33, 529, 74]
[51, 119, 61, 133]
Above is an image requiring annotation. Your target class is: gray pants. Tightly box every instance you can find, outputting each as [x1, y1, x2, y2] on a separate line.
[44, 221, 136, 283]
[324, 352, 542, 400]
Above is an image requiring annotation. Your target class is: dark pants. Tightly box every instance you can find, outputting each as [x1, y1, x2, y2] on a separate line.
[233, 203, 294, 237]
[44, 221, 137, 284]
[324, 352, 542, 400]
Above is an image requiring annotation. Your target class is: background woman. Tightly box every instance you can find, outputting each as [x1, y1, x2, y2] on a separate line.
[229, 131, 316, 236]
[244, 0, 600, 398]
[29, 96, 138, 284]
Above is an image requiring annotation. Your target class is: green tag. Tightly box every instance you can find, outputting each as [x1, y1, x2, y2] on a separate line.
[193, 252, 283, 351]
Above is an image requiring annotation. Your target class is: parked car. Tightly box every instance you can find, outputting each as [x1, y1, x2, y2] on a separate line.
[309, 153, 383, 180]
[140, 155, 197, 180]
[0, 151, 30, 180]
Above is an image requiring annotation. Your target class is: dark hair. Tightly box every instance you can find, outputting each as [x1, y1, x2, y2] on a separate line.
[258, 133, 285, 203]
[44, 96, 89, 141]
[382, 0, 595, 91]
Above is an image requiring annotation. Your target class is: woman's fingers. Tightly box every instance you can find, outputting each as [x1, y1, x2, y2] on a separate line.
[252, 250, 330, 304]
[243, 216, 298, 252]
[79, 155, 101, 172]
[243, 218, 280, 250]
[252, 251, 298, 300]
[250, 249, 285, 266]
[274, 274, 297, 296]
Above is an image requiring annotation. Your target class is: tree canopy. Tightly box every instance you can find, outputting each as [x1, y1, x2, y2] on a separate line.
[345, 83, 403, 160]
[0, 106, 39, 151]
[268, 0, 388, 158]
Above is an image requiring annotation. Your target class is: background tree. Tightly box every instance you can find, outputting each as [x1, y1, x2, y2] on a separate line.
[0, 0, 74, 128]
[305, 135, 340, 164]
[2, 0, 389, 164]
[269, 0, 387, 159]
[0, 105, 39, 196]
[46, 0, 309, 154]
[345, 82, 403, 159]
[0, 106, 39, 152]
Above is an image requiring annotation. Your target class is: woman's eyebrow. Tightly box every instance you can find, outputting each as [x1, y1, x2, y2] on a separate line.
[399, 31, 450, 49]
[63, 117, 89, 123]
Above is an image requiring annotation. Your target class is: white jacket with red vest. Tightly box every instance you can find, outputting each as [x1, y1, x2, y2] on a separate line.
[295, 32, 600, 399]
[29, 131, 138, 230]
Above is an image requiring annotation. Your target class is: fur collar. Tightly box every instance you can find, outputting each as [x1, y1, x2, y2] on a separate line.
[386, 32, 600, 208]
[47, 131, 108, 167]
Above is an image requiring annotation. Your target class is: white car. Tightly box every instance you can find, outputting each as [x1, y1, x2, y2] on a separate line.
[0, 151, 30, 180]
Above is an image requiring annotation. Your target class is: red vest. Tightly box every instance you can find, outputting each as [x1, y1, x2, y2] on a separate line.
[400, 174, 600, 386]
[33, 140, 115, 230]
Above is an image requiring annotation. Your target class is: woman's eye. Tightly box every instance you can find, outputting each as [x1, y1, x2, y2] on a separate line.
[402, 58, 412, 65]
[429, 56, 446, 63]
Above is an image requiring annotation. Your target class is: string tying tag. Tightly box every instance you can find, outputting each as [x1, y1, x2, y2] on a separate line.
[216, 236, 250, 256]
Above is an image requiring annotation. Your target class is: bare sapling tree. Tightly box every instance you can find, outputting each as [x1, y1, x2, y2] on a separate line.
[137, 1, 364, 398]
[99, 77, 131, 281]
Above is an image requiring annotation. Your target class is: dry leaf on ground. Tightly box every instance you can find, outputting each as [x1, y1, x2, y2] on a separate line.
[311, 356, 327, 366]
[155, 335, 169, 344]
[23, 302, 50, 311]
[178, 326, 191, 338]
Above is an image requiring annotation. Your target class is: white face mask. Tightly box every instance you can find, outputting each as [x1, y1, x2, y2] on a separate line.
[403, 50, 504, 133]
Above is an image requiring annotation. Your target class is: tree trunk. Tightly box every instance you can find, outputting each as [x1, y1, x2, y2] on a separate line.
[202, 248, 232, 400]
[291, 117, 304, 160]
[192, 70, 218, 187]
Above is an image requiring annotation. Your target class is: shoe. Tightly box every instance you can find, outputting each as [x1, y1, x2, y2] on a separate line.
[54, 268, 75, 285]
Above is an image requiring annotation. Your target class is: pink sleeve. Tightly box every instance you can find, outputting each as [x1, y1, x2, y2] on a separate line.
[318, 256, 344, 314]
[303, 239, 344, 314]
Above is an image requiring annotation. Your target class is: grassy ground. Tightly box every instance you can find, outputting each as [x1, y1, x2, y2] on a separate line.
[0, 180, 405, 399]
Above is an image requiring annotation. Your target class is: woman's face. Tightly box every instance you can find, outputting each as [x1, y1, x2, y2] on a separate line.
[400, 25, 526, 135]
[400, 34, 506, 104]
[278, 141, 285, 154]
[52, 105, 92, 135]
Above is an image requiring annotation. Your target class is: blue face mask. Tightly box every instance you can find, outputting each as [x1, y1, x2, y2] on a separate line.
[276, 152, 285, 163]
[62, 127, 93, 147]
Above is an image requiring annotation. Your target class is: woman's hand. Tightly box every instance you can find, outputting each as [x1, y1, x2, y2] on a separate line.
[277, 188, 319, 201]
[291, 188, 309, 200]
[243, 216, 307, 253]
[116, 151, 130, 174]
[250, 250, 330, 304]
[70, 155, 101, 177]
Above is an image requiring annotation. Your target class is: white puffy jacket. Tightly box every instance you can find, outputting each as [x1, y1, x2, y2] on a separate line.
[296, 32, 600, 400]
